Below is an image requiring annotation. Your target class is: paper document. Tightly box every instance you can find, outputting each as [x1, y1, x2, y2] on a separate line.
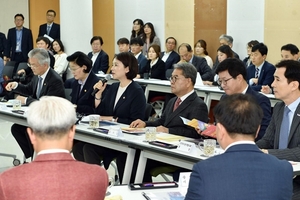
[180, 116, 216, 138]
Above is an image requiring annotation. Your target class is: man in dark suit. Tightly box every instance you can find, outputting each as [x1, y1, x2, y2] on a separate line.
[38, 10, 60, 40]
[6, 48, 65, 161]
[130, 37, 147, 72]
[4, 14, 33, 72]
[256, 60, 300, 200]
[88, 36, 109, 74]
[0, 32, 6, 59]
[161, 37, 180, 70]
[185, 93, 293, 200]
[130, 62, 209, 182]
[215, 58, 271, 141]
[178, 43, 213, 81]
[0, 96, 108, 200]
[247, 43, 275, 91]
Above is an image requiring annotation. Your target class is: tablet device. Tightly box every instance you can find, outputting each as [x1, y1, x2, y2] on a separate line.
[149, 141, 178, 149]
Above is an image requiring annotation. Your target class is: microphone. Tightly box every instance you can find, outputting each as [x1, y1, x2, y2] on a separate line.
[91, 74, 112, 96]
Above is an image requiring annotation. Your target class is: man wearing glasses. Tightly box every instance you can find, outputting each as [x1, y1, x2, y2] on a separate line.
[38, 10, 60, 40]
[6, 48, 65, 162]
[215, 58, 271, 141]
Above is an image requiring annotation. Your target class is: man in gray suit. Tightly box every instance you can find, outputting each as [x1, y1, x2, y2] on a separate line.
[256, 60, 300, 200]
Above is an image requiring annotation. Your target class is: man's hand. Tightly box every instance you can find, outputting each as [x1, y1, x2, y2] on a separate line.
[5, 82, 17, 91]
[156, 125, 168, 133]
[17, 69, 26, 75]
[261, 85, 271, 94]
[252, 78, 258, 85]
[261, 149, 269, 154]
[16, 95, 26, 105]
[130, 119, 146, 128]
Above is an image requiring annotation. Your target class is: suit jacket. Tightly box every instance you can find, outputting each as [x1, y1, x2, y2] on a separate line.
[137, 53, 148, 72]
[13, 68, 65, 105]
[0, 32, 6, 58]
[71, 72, 99, 114]
[247, 61, 275, 91]
[257, 101, 300, 161]
[139, 58, 166, 80]
[185, 144, 293, 200]
[146, 91, 208, 138]
[4, 27, 33, 60]
[0, 153, 108, 200]
[160, 51, 180, 70]
[38, 22, 60, 40]
[96, 81, 146, 125]
[88, 50, 109, 74]
[191, 55, 214, 81]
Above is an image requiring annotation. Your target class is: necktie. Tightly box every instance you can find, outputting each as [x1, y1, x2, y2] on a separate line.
[36, 76, 43, 99]
[47, 25, 51, 35]
[279, 106, 291, 149]
[255, 68, 259, 78]
[173, 98, 181, 111]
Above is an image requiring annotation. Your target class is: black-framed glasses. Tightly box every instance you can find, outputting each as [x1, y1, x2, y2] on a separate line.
[169, 76, 185, 83]
[217, 77, 233, 86]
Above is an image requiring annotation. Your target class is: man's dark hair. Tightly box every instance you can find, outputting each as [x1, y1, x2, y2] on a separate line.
[276, 60, 300, 90]
[90, 36, 103, 45]
[14, 14, 24, 20]
[117, 37, 129, 45]
[165, 37, 177, 46]
[178, 43, 192, 52]
[36, 36, 51, 48]
[214, 93, 263, 137]
[67, 51, 92, 73]
[130, 37, 143, 46]
[47, 9, 56, 17]
[216, 58, 247, 81]
[281, 44, 299, 55]
[252, 43, 268, 56]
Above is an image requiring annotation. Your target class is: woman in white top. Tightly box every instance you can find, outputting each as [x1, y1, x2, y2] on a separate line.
[52, 39, 68, 77]
[194, 39, 213, 69]
[141, 22, 160, 56]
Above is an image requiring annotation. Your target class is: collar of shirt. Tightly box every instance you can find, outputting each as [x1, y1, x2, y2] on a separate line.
[15, 27, 23, 31]
[178, 90, 194, 103]
[241, 86, 249, 94]
[47, 22, 53, 27]
[135, 51, 142, 59]
[286, 96, 300, 117]
[162, 51, 172, 62]
[150, 58, 158, 67]
[78, 72, 89, 86]
[255, 61, 264, 71]
[39, 67, 50, 80]
[92, 51, 100, 56]
[188, 55, 194, 63]
[37, 149, 70, 155]
[224, 141, 256, 152]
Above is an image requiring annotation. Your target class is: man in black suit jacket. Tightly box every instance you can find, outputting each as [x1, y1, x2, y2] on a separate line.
[160, 37, 180, 70]
[215, 58, 271, 141]
[38, 10, 60, 40]
[178, 43, 213, 81]
[130, 37, 147, 72]
[256, 60, 300, 199]
[0, 32, 6, 58]
[4, 14, 33, 72]
[88, 36, 109, 74]
[130, 62, 209, 182]
[6, 48, 65, 160]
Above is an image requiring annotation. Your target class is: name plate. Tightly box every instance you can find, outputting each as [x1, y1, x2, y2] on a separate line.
[177, 141, 197, 155]
[108, 126, 124, 138]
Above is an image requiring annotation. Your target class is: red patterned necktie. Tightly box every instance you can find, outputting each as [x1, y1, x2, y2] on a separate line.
[173, 98, 182, 111]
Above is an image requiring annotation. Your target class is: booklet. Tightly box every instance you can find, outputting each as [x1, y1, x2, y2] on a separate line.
[180, 116, 216, 138]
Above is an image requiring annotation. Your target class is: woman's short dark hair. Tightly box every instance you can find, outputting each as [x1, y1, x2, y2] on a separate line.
[67, 51, 92, 73]
[148, 44, 161, 59]
[52, 39, 65, 52]
[115, 52, 138, 80]
[217, 45, 233, 58]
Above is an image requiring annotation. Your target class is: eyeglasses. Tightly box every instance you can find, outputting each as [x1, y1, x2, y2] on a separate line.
[27, 63, 39, 68]
[169, 76, 186, 83]
[70, 67, 81, 72]
[217, 77, 233, 86]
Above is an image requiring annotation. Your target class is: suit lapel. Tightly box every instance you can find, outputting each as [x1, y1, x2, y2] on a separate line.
[114, 83, 131, 112]
[288, 103, 300, 145]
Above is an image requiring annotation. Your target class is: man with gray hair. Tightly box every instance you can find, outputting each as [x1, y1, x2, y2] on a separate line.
[6, 48, 65, 161]
[0, 96, 108, 200]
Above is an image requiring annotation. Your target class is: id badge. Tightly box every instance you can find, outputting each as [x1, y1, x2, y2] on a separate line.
[16, 41, 21, 51]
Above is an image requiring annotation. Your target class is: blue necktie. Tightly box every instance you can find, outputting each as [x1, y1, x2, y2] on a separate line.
[36, 76, 43, 99]
[279, 106, 291, 149]
[47, 25, 51, 35]
[255, 68, 259, 78]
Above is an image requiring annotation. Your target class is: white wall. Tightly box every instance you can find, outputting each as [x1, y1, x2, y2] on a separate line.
[114, 0, 165, 54]
[227, 0, 265, 60]
[0, 0, 29, 36]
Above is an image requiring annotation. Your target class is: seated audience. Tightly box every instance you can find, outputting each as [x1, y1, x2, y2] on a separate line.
[0, 96, 108, 200]
[52, 39, 68, 77]
[130, 37, 147, 71]
[117, 37, 130, 53]
[88, 36, 109, 74]
[185, 94, 293, 200]
[141, 22, 160, 56]
[256, 60, 300, 199]
[214, 58, 271, 141]
[243, 40, 259, 67]
[246, 43, 275, 91]
[67, 51, 99, 115]
[194, 39, 213, 68]
[6, 48, 65, 161]
[129, 62, 209, 182]
[161, 37, 180, 70]
[178, 43, 214, 81]
[130, 18, 144, 40]
[72, 52, 146, 176]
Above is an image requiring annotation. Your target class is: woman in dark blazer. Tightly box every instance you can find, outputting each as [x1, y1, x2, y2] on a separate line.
[72, 52, 146, 170]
